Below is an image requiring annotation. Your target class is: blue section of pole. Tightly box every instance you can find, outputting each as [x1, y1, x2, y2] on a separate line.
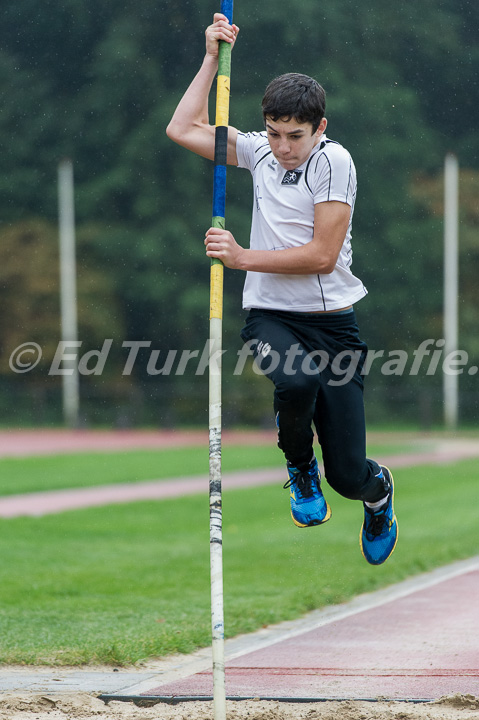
[212, 166, 227, 219]
[220, 0, 233, 23]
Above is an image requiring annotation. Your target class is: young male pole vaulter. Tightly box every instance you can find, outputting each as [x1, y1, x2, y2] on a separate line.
[166, 14, 398, 565]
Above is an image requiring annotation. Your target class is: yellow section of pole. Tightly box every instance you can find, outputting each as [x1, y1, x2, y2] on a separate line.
[210, 261, 224, 321]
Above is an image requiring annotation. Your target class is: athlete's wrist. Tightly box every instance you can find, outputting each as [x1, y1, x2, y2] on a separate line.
[236, 247, 251, 272]
[203, 53, 219, 68]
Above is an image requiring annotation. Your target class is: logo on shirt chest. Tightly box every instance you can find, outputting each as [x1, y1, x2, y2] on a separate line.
[281, 170, 303, 186]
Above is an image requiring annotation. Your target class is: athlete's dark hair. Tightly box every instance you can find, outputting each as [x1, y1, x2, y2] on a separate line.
[262, 73, 326, 134]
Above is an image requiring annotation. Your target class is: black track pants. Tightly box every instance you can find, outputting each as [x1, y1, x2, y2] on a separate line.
[240, 308, 387, 503]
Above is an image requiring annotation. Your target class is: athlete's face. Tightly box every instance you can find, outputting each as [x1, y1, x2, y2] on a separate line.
[265, 116, 327, 170]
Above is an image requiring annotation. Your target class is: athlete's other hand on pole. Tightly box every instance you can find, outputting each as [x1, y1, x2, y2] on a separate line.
[205, 227, 245, 269]
[205, 14, 239, 58]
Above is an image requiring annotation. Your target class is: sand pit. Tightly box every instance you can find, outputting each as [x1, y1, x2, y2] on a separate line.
[1, 692, 479, 720]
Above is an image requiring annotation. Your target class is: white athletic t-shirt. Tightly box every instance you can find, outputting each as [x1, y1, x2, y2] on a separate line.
[235, 131, 367, 312]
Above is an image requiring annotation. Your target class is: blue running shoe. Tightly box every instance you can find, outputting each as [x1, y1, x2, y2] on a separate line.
[283, 456, 331, 528]
[360, 466, 398, 565]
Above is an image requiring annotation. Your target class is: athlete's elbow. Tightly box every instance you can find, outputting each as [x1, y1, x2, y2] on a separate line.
[313, 259, 336, 275]
[322, 261, 337, 274]
[166, 120, 182, 144]
[167, 115, 194, 145]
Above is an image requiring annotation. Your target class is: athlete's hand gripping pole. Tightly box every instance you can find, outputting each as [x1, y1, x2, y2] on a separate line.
[209, 2, 233, 719]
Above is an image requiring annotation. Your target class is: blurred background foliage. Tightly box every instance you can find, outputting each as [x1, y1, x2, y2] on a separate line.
[0, 0, 478, 427]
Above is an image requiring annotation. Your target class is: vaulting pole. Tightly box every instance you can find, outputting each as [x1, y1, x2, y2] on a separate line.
[209, 2, 233, 718]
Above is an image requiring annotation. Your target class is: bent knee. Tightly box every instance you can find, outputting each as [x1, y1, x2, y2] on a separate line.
[324, 460, 368, 500]
[275, 373, 321, 404]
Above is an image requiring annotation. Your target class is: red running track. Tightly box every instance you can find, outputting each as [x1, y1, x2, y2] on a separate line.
[142, 563, 479, 701]
[2, 430, 479, 518]
[0, 428, 277, 457]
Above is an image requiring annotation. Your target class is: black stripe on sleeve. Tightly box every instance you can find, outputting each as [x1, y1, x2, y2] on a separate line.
[304, 154, 315, 194]
[253, 150, 272, 170]
[313, 141, 328, 174]
[345, 157, 352, 203]
[323, 155, 332, 200]
[254, 141, 270, 154]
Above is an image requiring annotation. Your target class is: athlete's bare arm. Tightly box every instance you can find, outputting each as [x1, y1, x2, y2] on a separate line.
[166, 14, 239, 165]
[205, 201, 351, 275]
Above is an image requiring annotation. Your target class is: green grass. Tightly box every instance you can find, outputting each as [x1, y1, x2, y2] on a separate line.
[0, 457, 477, 666]
[0, 445, 276, 496]
[0, 440, 410, 496]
